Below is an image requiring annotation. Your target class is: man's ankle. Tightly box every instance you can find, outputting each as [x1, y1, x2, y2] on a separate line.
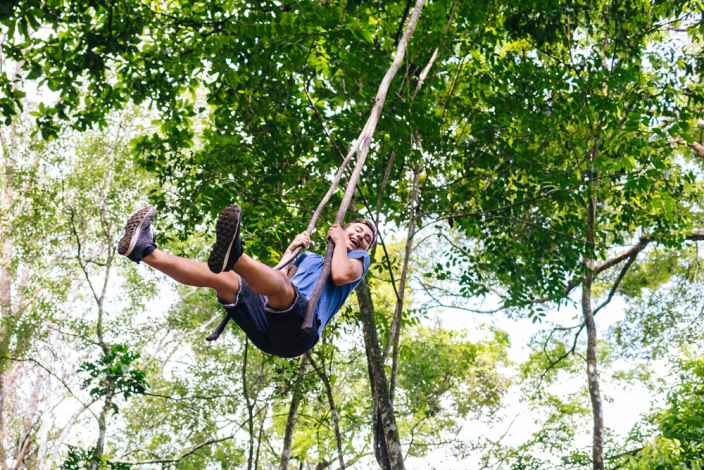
[232, 254, 247, 273]
[142, 249, 158, 264]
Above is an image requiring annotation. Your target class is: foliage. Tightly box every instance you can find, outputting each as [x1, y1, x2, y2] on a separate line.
[431, 1, 704, 309]
[616, 358, 704, 470]
[481, 391, 592, 470]
[61, 445, 131, 470]
[612, 267, 704, 361]
[79, 344, 147, 405]
[655, 359, 704, 465]
[399, 326, 509, 417]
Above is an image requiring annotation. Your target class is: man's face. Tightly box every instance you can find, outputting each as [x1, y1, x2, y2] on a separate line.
[344, 223, 374, 251]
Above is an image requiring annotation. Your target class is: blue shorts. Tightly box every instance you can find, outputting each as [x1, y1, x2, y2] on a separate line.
[219, 277, 319, 358]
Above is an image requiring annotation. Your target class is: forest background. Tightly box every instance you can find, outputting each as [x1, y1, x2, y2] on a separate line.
[1, 0, 704, 469]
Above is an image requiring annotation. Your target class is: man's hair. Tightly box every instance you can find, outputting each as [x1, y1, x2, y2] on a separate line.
[344, 219, 377, 247]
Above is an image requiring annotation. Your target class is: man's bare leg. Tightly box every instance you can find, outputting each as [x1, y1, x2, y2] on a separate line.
[233, 254, 295, 310]
[118, 206, 292, 307]
[143, 250, 295, 310]
[143, 249, 239, 303]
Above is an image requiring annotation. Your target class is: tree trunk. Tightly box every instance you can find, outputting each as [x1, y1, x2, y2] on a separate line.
[584, 150, 604, 470]
[279, 358, 307, 470]
[90, 395, 112, 470]
[0, 132, 13, 470]
[356, 280, 405, 470]
[12, 427, 33, 470]
[372, 406, 390, 470]
[583, 274, 603, 470]
[365, 353, 390, 470]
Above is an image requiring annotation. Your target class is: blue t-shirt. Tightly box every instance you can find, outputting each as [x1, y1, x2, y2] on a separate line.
[290, 250, 371, 337]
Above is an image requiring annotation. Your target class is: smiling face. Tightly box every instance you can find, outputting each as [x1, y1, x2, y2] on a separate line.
[344, 222, 375, 252]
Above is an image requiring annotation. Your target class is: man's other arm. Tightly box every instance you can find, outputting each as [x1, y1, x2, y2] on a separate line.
[328, 224, 363, 286]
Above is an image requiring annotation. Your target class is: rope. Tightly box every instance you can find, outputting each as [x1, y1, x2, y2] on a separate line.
[301, 0, 427, 334]
[207, 0, 427, 341]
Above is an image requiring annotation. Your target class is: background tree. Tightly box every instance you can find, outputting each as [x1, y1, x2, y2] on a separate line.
[431, 3, 704, 468]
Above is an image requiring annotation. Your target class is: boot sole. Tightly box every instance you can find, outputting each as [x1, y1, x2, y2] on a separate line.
[208, 205, 241, 273]
[118, 206, 156, 257]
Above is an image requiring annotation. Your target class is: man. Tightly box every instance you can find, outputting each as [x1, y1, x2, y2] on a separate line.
[118, 205, 374, 358]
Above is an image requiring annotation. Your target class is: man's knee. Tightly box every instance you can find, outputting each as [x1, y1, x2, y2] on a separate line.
[277, 271, 296, 299]
[215, 272, 240, 304]
[268, 272, 296, 310]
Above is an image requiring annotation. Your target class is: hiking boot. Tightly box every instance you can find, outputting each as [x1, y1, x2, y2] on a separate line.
[118, 206, 157, 263]
[208, 204, 243, 273]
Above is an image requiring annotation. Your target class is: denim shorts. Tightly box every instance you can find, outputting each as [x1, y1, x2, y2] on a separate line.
[219, 277, 319, 358]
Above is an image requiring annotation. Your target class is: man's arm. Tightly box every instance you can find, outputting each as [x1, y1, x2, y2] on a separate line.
[328, 224, 364, 286]
[277, 232, 311, 273]
[283, 232, 310, 258]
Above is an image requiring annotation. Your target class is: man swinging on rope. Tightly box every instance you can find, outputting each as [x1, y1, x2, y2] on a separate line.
[118, 205, 374, 358]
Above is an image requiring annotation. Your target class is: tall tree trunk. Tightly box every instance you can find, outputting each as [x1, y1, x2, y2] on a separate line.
[78, 217, 115, 470]
[356, 280, 405, 470]
[279, 358, 307, 470]
[372, 406, 390, 470]
[583, 274, 603, 470]
[584, 150, 604, 470]
[366, 352, 390, 469]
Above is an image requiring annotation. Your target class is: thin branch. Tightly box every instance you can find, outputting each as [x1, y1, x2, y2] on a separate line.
[141, 391, 236, 401]
[411, 0, 457, 100]
[303, 0, 427, 334]
[374, 151, 396, 222]
[536, 245, 648, 385]
[2, 356, 98, 420]
[606, 446, 645, 463]
[300, 58, 403, 306]
[385, 167, 421, 367]
[592, 252, 639, 316]
[594, 230, 704, 275]
[537, 323, 584, 387]
[114, 434, 237, 465]
[417, 279, 505, 314]
[690, 142, 704, 159]
[593, 237, 651, 274]
[308, 353, 345, 470]
[441, 55, 466, 121]
[68, 208, 101, 307]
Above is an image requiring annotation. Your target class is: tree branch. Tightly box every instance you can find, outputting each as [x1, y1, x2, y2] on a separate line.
[592, 251, 639, 316]
[114, 434, 237, 465]
[593, 237, 651, 274]
[593, 230, 704, 275]
[2, 356, 98, 420]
